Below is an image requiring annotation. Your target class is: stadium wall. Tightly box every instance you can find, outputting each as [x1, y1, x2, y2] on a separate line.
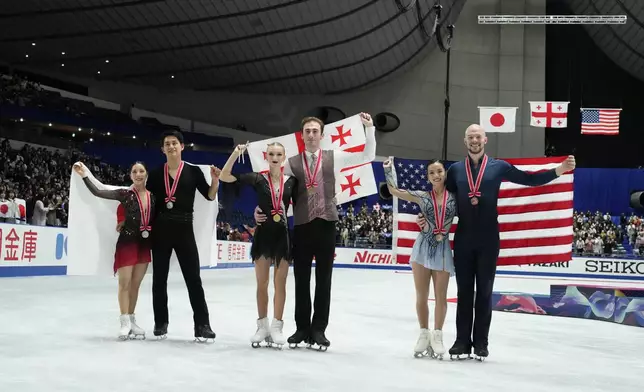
[1, 223, 642, 281]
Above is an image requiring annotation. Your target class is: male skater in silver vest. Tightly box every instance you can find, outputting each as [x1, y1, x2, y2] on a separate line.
[254, 113, 376, 350]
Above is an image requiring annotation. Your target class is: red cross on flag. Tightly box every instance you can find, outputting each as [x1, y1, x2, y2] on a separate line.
[245, 114, 378, 214]
[529, 101, 569, 128]
[478, 107, 517, 133]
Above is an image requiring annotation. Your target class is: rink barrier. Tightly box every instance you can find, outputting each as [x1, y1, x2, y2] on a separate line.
[491, 284, 644, 328]
[1, 223, 644, 281]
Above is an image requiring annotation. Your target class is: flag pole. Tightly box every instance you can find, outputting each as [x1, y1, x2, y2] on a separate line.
[441, 24, 454, 161]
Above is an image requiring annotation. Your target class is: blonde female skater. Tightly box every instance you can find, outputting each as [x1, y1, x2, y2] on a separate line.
[384, 158, 456, 359]
[219, 142, 297, 349]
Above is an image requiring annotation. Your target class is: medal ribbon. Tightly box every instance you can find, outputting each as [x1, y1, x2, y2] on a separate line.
[164, 161, 184, 203]
[465, 155, 488, 198]
[133, 190, 152, 233]
[268, 170, 285, 216]
[302, 151, 322, 189]
[431, 189, 448, 235]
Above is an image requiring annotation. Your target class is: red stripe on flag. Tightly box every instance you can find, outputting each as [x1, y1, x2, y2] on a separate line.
[295, 131, 306, 154]
[498, 183, 572, 198]
[497, 200, 572, 215]
[497, 252, 572, 266]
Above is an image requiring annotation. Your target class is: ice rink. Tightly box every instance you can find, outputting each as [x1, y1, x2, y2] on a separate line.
[1, 266, 642, 392]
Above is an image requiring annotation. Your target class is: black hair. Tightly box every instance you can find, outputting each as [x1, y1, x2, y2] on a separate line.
[427, 159, 445, 169]
[160, 130, 184, 146]
[130, 161, 147, 172]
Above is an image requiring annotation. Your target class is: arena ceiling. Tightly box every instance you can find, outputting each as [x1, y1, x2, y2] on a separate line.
[567, 0, 644, 84]
[0, 0, 465, 95]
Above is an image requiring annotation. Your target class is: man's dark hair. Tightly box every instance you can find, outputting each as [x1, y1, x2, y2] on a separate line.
[160, 130, 184, 146]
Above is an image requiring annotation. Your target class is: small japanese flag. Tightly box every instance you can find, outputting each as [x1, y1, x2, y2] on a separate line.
[478, 107, 517, 133]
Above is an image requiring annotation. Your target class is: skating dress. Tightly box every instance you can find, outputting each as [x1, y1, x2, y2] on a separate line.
[385, 167, 456, 275]
[233, 172, 297, 266]
[82, 177, 156, 274]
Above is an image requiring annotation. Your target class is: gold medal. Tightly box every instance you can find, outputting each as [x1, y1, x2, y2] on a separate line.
[273, 214, 281, 222]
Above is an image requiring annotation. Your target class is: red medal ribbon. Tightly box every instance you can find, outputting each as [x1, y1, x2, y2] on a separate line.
[268, 170, 285, 216]
[430, 189, 449, 235]
[302, 151, 322, 189]
[133, 189, 152, 233]
[465, 154, 488, 198]
[164, 161, 184, 203]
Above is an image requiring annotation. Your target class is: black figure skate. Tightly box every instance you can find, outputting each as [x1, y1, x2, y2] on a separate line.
[307, 330, 330, 352]
[287, 329, 310, 349]
[449, 341, 472, 361]
[473, 344, 489, 362]
[194, 324, 216, 343]
[153, 323, 168, 340]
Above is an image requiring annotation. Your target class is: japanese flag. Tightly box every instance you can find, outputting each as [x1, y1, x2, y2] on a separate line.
[478, 107, 517, 133]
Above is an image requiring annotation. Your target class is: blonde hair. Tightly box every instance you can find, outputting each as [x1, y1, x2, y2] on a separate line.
[266, 142, 285, 153]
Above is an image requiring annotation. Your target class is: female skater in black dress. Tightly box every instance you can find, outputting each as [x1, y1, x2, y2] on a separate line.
[220, 142, 298, 349]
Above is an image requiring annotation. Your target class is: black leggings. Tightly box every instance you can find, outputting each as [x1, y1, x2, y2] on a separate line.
[151, 220, 209, 327]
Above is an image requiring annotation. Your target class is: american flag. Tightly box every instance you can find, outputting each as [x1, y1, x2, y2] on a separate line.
[392, 156, 574, 266]
[580, 108, 621, 135]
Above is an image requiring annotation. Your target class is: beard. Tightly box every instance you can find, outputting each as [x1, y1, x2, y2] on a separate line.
[468, 144, 482, 154]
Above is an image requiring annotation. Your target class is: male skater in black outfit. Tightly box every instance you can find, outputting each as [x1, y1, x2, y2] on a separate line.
[146, 130, 220, 340]
[418, 124, 575, 360]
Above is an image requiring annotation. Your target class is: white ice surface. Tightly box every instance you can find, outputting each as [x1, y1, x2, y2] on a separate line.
[0, 267, 642, 392]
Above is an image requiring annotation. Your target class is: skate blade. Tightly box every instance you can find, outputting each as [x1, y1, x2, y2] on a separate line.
[154, 334, 167, 340]
[129, 334, 146, 341]
[449, 354, 472, 361]
[194, 336, 215, 343]
[474, 355, 486, 362]
[306, 343, 328, 352]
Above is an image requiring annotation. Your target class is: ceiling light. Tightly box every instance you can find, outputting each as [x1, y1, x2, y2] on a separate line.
[19, 118, 23, 122]
[61, 64, 65, 67]
[89, 138, 93, 142]
[171, 75, 175, 79]
[48, 123, 52, 126]
[190, 143, 194, 147]
[97, 71, 101, 74]
[25, 54, 29, 58]
[106, 132, 111, 136]
[105, 60, 110, 63]
[61, 52, 65, 55]
[78, 127, 82, 131]
[72, 133, 76, 137]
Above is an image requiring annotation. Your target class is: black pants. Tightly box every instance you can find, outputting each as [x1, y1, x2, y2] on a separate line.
[151, 220, 210, 327]
[292, 218, 336, 333]
[453, 234, 500, 348]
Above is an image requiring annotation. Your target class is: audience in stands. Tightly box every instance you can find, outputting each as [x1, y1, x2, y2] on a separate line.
[573, 210, 627, 256]
[336, 202, 393, 249]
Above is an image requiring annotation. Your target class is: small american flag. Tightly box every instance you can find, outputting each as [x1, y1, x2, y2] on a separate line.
[580, 108, 621, 135]
[392, 156, 574, 266]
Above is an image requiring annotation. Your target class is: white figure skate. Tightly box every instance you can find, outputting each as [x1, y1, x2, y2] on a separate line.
[129, 314, 145, 340]
[413, 328, 431, 358]
[269, 318, 286, 349]
[250, 317, 271, 348]
[430, 329, 445, 359]
[118, 314, 131, 341]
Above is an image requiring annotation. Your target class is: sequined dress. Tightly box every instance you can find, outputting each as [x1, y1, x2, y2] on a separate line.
[233, 172, 298, 266]
[385, 167, 456, 275]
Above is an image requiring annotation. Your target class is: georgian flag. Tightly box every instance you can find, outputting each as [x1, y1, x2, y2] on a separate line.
[246, 114, 378, 212]
[529, 101, 569, 128]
